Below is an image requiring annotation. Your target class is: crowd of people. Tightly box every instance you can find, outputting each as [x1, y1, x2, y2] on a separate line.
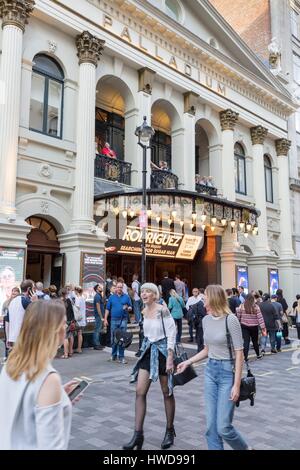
[0, 270, 299, 450]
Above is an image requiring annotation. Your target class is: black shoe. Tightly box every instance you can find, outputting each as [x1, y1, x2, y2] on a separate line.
[261, 349, 265, 356]
[94, 346, 104, 350]
[161, 426, 176, 450]
[123, 431, 144, 450]
[285, 339, 291, 345]
[256, 354, 263, 359]
[135, 351, 141, 357]
[271, 349, 277, 354]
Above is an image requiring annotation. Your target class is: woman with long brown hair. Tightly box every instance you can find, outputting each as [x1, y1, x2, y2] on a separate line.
[0, 300, 81, 449]
[236, 293, 266, 361]
[177, 285, 251, 450]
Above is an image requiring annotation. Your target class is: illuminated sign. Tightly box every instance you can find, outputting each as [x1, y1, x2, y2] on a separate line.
[269, 269, 279, 296]
[106, 226, 203, 260]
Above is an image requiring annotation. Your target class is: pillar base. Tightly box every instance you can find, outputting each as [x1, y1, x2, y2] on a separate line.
[58, 229, 107, 285]
[0, 216, 31, 248]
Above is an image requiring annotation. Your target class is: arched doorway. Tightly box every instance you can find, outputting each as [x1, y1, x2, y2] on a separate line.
[26, 217, 64, 288]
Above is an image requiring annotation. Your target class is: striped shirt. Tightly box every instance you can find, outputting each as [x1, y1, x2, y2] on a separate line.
[236, 303, 265, 329]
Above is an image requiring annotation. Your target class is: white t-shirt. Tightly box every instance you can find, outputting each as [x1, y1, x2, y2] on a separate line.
[75, 296, 86, 327]
[8, 296, 26, 343]
[132, 281, 141, 301]
[186, 295, 201, 310]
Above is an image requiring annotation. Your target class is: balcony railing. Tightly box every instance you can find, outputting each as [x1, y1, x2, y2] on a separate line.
[95, 154, 132, 185]
[151, 169, 179, 190]
[195, 183, 218, 196]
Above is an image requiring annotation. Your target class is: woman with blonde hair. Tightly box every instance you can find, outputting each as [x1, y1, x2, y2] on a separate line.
[0, 300, 81, 449]
[168, 289, 185, 343]
[123, 283, 176, 451]
[177, 285, 251, 450]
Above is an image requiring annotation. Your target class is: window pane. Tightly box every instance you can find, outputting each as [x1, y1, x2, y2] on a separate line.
[30, 73, 45, 132]
[238, 157, 246, 194]
[265, 167, 273, 202]
[34, 55, 64, 80]
[234, 157, 238, 192]
[47, 79, 62, 137]
[165, 0, 179, 21]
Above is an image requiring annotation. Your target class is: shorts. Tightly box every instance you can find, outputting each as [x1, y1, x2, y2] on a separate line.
[138, 347, 167, 376]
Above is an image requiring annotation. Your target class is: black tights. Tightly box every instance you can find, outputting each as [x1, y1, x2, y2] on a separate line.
[135, 368, 175, 432]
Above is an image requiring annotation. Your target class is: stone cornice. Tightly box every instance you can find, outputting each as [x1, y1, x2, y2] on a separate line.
[76, 30, 105, 66]
[219, 109, 239, 131]
[250, 126, 268, 145]
[275, 139, 291, 156]
[0, 0, 35, 32]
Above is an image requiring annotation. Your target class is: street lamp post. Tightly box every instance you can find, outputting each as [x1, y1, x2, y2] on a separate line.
[135, 117, 155, 284]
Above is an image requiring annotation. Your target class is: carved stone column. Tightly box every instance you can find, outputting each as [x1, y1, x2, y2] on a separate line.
[219, 109, 239, 200]
[71, 31, 105, 229]
[250, 126, 269, 254]
[275, 139, 294, 257]
[0, 0, 35, 217]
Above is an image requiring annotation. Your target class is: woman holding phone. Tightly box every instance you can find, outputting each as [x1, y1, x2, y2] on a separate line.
[0, 300, 82, 450]
[177, 285, 251, 451]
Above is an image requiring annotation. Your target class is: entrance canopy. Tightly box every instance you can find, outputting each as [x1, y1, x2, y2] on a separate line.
[94, 188, 259, 260]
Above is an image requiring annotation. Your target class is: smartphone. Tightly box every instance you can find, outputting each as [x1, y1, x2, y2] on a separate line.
[68, 380, 89, 401]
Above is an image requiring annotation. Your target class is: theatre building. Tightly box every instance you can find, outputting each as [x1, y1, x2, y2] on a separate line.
[0, 0, 299, 304]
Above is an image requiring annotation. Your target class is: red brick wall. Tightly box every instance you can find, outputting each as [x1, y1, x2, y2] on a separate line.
[210, 0, 271, 60]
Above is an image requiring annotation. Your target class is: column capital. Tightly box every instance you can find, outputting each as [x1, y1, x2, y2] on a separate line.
[275, 138, 291, 156]
[183, 91, 199, 115]
[219, 109, 239, 131]
[138, 67, 156, 95]
[76, 31, 105, 66]
[250, 125, 268, 145]
[0, 0, 35, 32]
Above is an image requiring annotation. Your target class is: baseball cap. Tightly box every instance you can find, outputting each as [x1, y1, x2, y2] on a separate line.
[271, 294, 277, 299]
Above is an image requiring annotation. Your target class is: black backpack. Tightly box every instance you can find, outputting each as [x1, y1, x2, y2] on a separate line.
[187, 300, 206, 328]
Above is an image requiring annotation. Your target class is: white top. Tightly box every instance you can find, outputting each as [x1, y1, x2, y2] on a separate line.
[8, 296, 26, 343]
[0, 364, 72, 450]
[143, 308, 176, 351]
[131, 281, 141, 301]
[75, 295, 87, 327]
[186, 295, 201, 310]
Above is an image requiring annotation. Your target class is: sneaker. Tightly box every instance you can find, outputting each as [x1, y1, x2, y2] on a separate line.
[119, 358, 128, 364]
[261, 349, 265, 356]
[135, 351, 141, 357]
[271, 349, 277, 354]
[277, 349, 282, 352]
[109, 356, 117, 361]
[94, 346, 104, 350]
[256, 354, 263, 359]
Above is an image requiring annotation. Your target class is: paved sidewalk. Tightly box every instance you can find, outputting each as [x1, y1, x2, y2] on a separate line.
[53, 343, 300, 451]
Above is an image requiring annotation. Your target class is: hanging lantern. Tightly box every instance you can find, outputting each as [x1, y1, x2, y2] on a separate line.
[122, 210, 128, 218]
[221, 218, 227, 226]
[201, 214, 207, 222]
[211, 216, 217, 225]
[239, 222, 245, 230]
[246, 223, 252, 232]
[230, 220, 236, 228]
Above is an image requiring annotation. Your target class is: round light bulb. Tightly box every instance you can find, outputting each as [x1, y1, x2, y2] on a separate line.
[230, 220, 236, 228]
[211, 216, 217, 225]
[156, 216, 161, 223]
[201, 224, 206, 231]
[221, 218, 227, 226]
[246, 223, 252, 232]
[239, 222, 245, 230]
[122, 210, 127, 218]
[244, 232, 249, 238]
[201, 214, 207, 222]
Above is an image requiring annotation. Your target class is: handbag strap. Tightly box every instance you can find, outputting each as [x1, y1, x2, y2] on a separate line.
[225, 315, 251, 374]
[160, 308, 167, 339]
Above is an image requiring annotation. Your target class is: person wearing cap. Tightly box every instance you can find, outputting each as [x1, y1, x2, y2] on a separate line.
[93, 284, 104, 351]
[259, 294, 281, 354]
[124, 283, 176, 451]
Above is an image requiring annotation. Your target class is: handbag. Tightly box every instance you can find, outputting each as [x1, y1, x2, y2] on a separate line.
[113, 314, 133, 349]
[72, 302, 83, 322]
[225, 316, 256, 407]
[161, 314, 197, 386]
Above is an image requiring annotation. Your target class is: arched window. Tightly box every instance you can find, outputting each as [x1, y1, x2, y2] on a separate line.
[264, 155, 273, 203]
[30, 54, 64, 138]
[234, 143, 246, 195]
[165, 0, 181, 22]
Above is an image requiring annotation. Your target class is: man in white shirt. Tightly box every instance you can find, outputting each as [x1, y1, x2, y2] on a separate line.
[7, 280, 34, 345]
[132, 274, 141, 323]
[185, 288, 201, 342]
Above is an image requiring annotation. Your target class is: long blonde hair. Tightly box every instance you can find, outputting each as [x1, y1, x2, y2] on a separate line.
[169, 289, 180, 300]
[205, 285, 231, 316]
[6, 300, 66, 382]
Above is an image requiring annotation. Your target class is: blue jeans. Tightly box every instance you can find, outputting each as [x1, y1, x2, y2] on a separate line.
[133, 300, 142, 323]
[93, 315, 102, 347]
[260, 330, 276, 350]
[111, 319, 127, 359]
[204, 359, 248, 450]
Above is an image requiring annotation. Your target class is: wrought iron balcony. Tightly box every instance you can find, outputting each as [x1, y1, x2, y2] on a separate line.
[95, 154, 132, 185]
[195, 183, 218, 196]
[151, 169, 179, 190]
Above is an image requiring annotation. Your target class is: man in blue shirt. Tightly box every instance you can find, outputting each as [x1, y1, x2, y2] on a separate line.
[104, 281, 132, 363]
[93, 284, 105, 350]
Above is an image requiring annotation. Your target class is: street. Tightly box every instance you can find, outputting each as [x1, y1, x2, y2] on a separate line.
[49, 336, 300, 451]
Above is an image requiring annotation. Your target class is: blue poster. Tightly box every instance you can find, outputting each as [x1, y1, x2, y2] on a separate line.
[269, 269, 279, 296]
[236, 266, 249, 295]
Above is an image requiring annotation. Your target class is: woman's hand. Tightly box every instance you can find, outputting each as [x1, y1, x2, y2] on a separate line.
[166, 356, 174, 374]
[64, 380, 83, 405]
[230, 383, 240, 402]
[261, 328, 267, 336]
[176, 360, 190, 374]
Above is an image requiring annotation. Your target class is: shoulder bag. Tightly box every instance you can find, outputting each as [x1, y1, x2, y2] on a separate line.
[161, 311, 197, 386]
[225, 316, 256, 407]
